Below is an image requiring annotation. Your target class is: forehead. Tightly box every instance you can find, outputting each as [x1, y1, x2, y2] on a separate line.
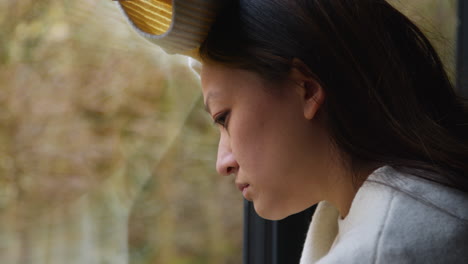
[200, 61, 295, 106]
[201, 64, 229, 107]
[201, 64, 268, 114]
[201, 63, 274, 97]
[201, 63, 237, 95]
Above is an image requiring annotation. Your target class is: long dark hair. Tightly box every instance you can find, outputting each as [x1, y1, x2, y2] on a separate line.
[199, 0, 468, 192]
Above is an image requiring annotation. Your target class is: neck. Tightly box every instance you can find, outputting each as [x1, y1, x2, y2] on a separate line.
[324, 162, 377, 219]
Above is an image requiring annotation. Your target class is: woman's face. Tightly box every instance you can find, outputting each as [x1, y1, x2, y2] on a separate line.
[201, 63, 331, 220]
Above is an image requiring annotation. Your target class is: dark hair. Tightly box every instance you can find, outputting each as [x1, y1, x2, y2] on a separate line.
[199, 0, 468, 192]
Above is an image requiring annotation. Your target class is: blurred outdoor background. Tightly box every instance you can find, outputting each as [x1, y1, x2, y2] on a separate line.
[0, 0, 459, 263]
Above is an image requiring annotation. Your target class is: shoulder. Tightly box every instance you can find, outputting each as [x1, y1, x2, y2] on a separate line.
[368, 166, 468, 221]
[318, 165, 468, 264]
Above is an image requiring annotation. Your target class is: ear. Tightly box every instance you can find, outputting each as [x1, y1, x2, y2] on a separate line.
[289, 58, 325, 120]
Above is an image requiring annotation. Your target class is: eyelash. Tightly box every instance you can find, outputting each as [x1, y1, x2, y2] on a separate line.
[214, 111, 230, 128]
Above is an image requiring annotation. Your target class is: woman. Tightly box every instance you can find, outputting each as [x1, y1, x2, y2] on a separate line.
[118, 0, 468, 262]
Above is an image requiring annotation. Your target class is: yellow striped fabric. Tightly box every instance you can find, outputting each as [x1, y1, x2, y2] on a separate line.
[117, 0, 223, 56]
[120, 0, 172, 35]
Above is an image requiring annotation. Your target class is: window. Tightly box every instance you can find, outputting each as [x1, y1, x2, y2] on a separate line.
[0, 1, 463, 264]
[0, 1, 242, 263]
[458, 0, 468, 96]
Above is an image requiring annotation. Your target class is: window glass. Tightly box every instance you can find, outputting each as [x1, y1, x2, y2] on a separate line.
[389, 0, 458, 81]
[0, 1, 241, 263]
[0, 1, 457, 264]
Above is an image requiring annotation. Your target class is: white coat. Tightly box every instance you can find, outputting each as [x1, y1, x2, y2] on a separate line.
[300, 166, 468, 264]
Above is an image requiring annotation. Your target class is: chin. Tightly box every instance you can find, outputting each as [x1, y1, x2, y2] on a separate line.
[253, 203, 291, 221]
[254, 200, 314, 221]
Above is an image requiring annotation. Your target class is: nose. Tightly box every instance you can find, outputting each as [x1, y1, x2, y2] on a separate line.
[216, 135, 239, 176]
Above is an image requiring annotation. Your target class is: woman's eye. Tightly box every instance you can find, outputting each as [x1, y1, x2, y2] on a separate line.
[214, 111, 230, 128]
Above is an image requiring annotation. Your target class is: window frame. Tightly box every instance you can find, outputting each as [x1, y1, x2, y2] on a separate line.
[457, 0, 468, 96]
[243, 200, 315, 264]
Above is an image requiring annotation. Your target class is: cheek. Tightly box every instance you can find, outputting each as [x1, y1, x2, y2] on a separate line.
[231, 119, 266, 167]
[231, 105, 305, 178]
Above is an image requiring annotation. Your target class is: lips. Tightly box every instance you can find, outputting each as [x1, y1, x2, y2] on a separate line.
[236, 183, 250, 192]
